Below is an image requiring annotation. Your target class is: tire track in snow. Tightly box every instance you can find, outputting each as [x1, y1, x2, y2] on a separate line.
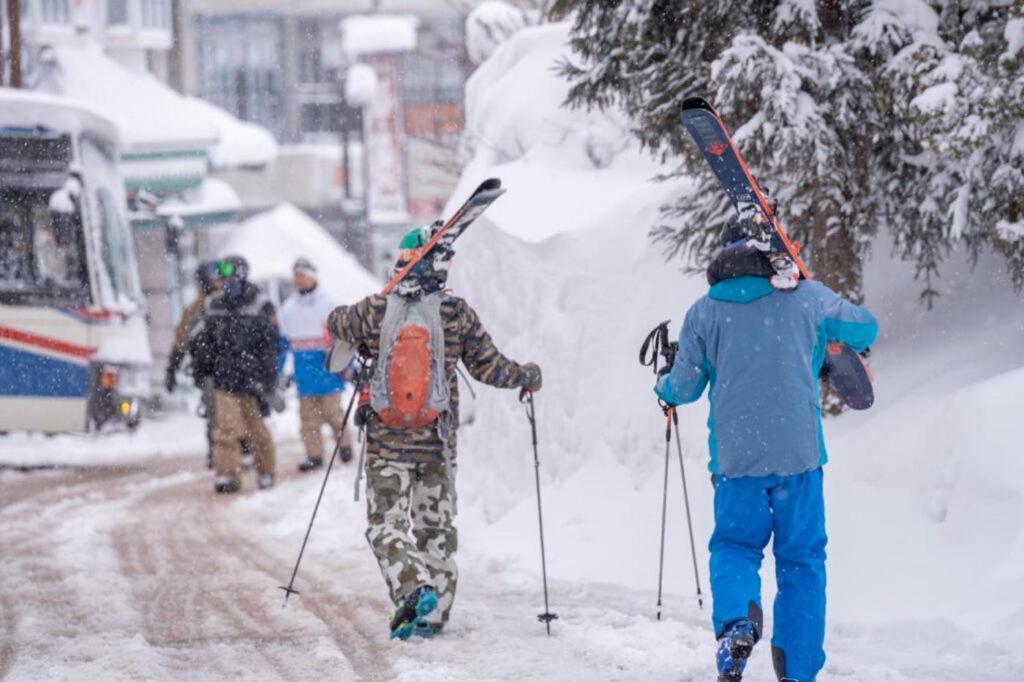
[211, 527, 394, 681]
[107, 459, 389, 679]
[0, 592, 15, 680]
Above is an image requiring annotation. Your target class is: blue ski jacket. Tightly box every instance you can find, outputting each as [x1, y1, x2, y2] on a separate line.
[655, 277, 878, 477]
[279, 286, 346, 397]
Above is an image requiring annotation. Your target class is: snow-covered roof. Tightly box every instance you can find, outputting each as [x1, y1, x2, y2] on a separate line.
[33, 45, 278, 169]
[157, 177, 240, 218]
[185, 96, 278, 169]
[220, 203, 379, 303]
[340, 14, 419, 57]
[0, 87, 120, 147]
[34, 45, 218, 153]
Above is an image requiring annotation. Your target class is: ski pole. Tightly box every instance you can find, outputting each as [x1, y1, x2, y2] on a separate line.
[279, 368, 365, 606]
[656, 408, 672, 621]
[521, 388, 558, 635]
[353, 427, 367, 502]
[670, 407, 704, 610]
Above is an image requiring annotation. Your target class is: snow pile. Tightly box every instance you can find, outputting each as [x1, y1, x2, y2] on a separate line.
[184, 96, 278, 169]
[219, 203, 379, 304]
[456, 23, 668, 243]
[340, 15, 418, 57]
[345, 63, 378, 108]
[465, 1, 536, 65]
[0, 412, 209, 467]
[157, 177, 240, 217]
[444, 20, 1024, 672]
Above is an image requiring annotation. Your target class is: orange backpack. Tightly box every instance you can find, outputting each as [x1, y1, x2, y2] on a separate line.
[371, 294, 450, 428]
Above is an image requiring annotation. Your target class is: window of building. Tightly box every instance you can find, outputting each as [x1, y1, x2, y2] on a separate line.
[107, 0, 129, 26]
[41, 0, 71, 24]
[298, 20, 324, 84]
[297, 19, 342, 85]
[140, 0, 170, 29]
[198, 17, 285, 140]
[300, 102, 344, 134]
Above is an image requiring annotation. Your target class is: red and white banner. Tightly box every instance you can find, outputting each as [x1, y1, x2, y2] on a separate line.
[363, 56, 409, 225]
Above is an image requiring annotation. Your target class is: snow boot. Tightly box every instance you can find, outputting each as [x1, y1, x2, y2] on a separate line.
[298, 456, 323, 472]
[340, 445, 353, 463]
[411, 621, 443, 639]
[716, 619, 758, 681]
[214, 476, 239, 494]
[257, 473, 275, 490]
[389, 586, 438, 641]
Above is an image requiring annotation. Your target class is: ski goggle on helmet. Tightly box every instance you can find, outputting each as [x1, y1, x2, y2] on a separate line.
[212, 256, 249, 280]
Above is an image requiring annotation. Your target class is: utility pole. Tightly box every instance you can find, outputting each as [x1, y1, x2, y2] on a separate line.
[7, 0, 22, 88]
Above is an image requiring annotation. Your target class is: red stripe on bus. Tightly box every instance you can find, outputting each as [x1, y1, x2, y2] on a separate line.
[0, 326, 96, 359]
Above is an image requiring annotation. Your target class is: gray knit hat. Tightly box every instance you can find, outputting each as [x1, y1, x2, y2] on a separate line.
[293, 257, 317, 278]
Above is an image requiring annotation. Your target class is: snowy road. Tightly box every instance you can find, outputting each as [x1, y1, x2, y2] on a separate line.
[1, 449, 1018, 681]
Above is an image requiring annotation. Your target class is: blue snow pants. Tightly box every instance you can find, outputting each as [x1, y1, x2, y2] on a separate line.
[710, 467, 827, 682]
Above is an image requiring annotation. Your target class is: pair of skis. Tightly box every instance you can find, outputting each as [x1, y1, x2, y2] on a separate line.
[680, 97, 874, 410]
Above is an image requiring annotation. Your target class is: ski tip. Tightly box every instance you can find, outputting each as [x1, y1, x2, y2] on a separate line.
[477, 177, 502, 192]
[681, 96, 715, 113]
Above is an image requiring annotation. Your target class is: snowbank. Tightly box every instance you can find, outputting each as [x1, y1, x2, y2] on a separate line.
[218, 203, 379, 304]
[455, 23, 663, 243]
[444, 20, 1024, 666]
[465, 2, 535, 65]
[157, 177, 240, 218]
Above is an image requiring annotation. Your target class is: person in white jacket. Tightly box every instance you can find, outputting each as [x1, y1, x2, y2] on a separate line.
[279, 258, 357, 471]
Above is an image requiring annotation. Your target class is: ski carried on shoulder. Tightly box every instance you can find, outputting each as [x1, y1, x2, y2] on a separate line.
[680, 96, 874, 410]
[382, 178, 505, 295]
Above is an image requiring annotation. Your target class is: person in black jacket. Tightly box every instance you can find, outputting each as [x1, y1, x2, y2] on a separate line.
[189, 256, 280, 494]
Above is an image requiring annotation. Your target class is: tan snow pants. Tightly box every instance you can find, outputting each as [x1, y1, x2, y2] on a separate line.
[211, 390, 275, 483]
[299, 393, 355, 458]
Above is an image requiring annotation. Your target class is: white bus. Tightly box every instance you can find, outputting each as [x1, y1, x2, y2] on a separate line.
[0, 89, 150, 433]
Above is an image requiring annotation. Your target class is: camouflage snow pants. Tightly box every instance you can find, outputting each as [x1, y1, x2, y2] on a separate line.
[365, 459, 457, 625]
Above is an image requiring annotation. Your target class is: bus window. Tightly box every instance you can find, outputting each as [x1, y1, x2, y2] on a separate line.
[80, 136, 142, 307]
[95, 187, 135, 299]
[0, 187, 88, 304]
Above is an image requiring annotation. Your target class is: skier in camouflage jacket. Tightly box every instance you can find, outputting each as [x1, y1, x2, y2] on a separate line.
[327, 227, 542, 637]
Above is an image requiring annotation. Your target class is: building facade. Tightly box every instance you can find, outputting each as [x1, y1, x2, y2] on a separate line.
[175, 0, 474, 277]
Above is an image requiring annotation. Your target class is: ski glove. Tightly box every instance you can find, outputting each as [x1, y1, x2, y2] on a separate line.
[164, 350, 184, 393]
[521, 363, 542, 392]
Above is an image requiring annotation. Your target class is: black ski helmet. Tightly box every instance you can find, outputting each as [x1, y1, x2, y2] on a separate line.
[707, 214, 774, 286]
[195, 261, 218, 295]
[215, 255, 250, 299]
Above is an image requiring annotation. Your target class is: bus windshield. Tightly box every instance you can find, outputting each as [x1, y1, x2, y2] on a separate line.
[0, 185, 89, 305]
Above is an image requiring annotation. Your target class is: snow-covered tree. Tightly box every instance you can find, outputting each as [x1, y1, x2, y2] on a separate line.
[466, 1, 542, 66]
[551, 0, 1024, 303]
